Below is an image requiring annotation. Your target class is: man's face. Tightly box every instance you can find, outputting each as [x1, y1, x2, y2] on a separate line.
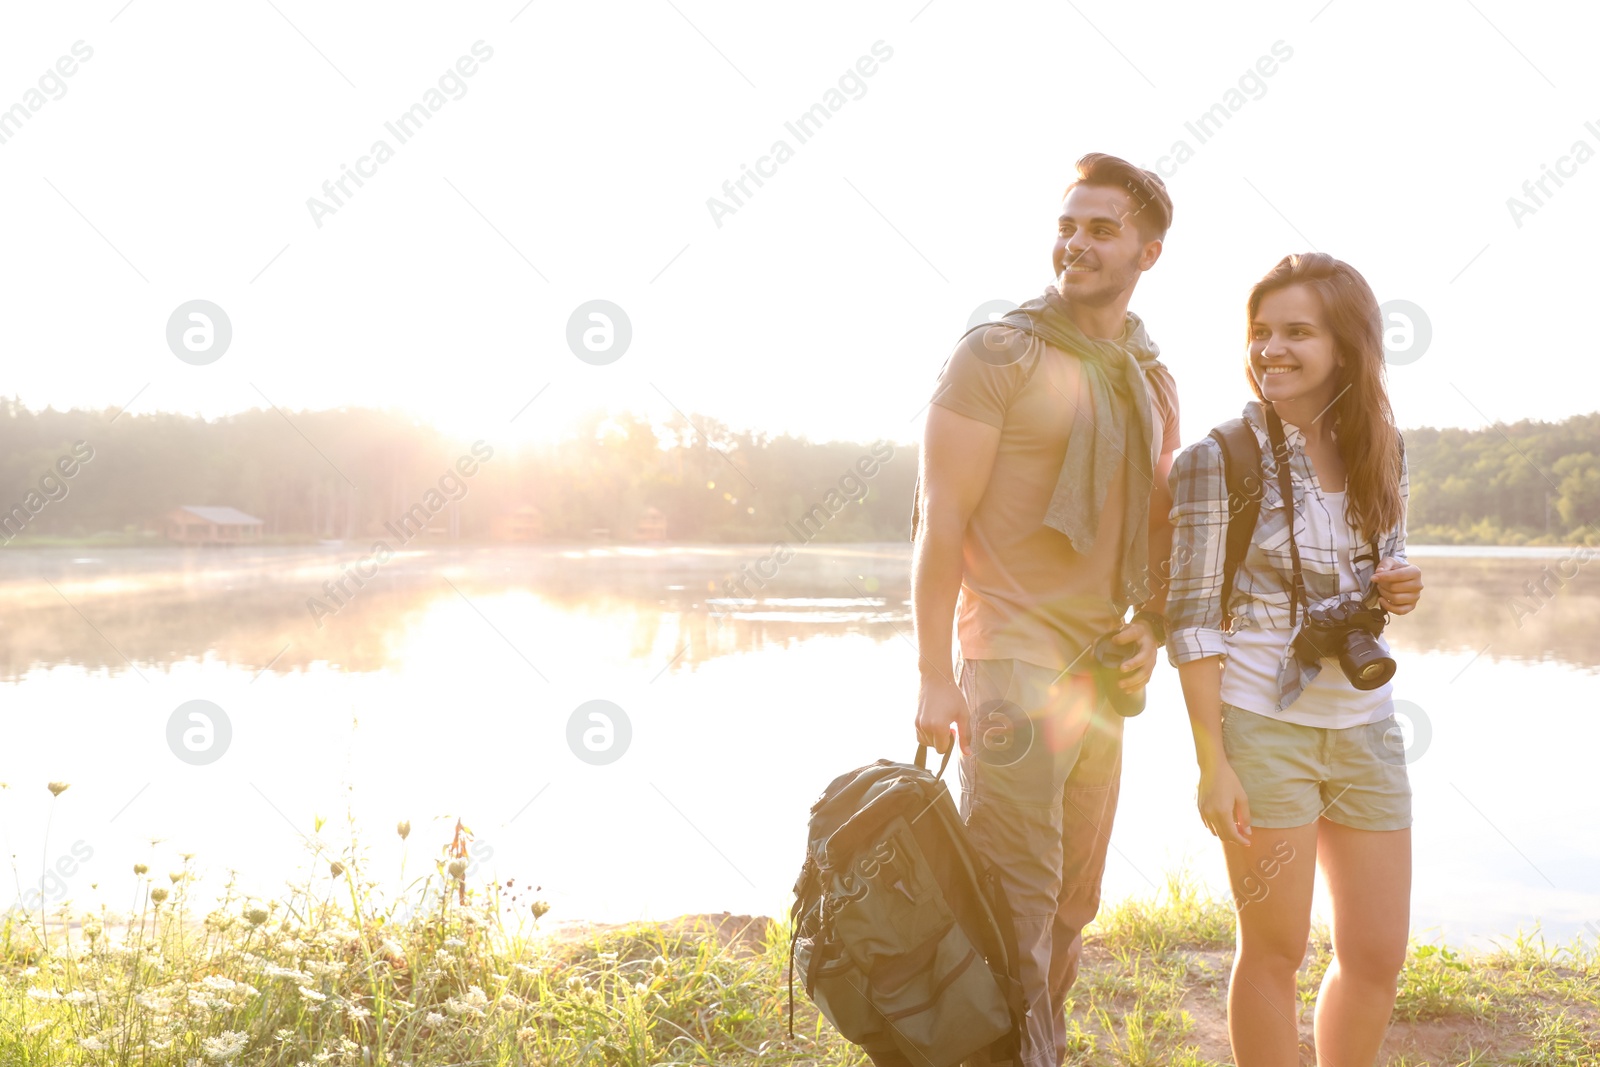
[1052, 184, 1161, 307]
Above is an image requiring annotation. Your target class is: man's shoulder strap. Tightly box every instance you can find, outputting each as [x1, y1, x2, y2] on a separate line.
[1208, 418, 1262, 628]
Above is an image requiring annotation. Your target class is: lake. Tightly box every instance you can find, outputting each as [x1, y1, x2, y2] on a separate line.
[2, 543, 1597, 950]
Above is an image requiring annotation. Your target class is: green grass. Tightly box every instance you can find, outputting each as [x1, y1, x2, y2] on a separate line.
[1, 844, 1595, 1066]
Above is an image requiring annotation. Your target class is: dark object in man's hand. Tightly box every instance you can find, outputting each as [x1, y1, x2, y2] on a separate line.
[1092, 631, 1147, 717]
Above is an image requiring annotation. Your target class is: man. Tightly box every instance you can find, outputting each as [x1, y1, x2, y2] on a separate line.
[910, 153, 1180, 1067]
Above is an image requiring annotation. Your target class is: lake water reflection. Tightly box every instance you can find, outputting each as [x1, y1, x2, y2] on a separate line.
[1, 544, 1596, 949]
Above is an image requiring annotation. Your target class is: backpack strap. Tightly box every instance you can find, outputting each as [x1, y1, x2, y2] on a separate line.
[913, 743, 953, 780]
[1207, 419, 1263, 631]
[1203, 420, 1404, 629]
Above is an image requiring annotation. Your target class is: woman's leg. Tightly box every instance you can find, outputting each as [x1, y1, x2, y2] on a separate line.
[1225, 822, 1319, 1067]
[1313, 820, 1411, 1067]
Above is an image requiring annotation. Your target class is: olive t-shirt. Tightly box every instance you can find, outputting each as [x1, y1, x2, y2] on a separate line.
[928, 325, 1182, 672]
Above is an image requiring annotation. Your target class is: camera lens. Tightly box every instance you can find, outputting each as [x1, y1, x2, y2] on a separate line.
[1340, 630, 1396, 690]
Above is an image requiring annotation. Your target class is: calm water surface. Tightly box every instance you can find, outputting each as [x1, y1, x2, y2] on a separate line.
[1, 543, 1596, 948]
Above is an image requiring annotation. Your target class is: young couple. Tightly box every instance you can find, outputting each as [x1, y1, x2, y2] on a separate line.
[911, 152, 1425, 1067]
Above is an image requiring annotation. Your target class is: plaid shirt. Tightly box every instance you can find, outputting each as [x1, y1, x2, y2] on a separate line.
[1163, 400, 1409, 711]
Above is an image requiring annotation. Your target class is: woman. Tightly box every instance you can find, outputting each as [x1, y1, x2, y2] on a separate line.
[1164, 252, 1425, 1066]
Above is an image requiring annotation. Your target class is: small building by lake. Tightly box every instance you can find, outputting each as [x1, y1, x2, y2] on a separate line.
[165, 506, 265, 545]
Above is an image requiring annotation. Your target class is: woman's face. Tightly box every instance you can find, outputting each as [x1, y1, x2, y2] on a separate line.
[1249, 283, 1342, 409]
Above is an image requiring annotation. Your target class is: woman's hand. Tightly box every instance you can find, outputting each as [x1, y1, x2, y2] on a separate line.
[1198, 761, 1253, 846]
[1372, 557, 1423, 615]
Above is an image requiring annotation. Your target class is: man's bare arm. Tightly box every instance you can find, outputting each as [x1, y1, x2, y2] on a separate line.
[911, 403, 1000, 754]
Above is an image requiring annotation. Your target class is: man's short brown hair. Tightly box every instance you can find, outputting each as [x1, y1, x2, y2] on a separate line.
[1064, 152, 1173, 240]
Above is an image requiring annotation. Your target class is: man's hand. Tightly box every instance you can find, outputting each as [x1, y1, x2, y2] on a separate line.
[915, 678, 970, 756]
[1109, 617, 1159, 692]
[1372, 557, 1423, 615]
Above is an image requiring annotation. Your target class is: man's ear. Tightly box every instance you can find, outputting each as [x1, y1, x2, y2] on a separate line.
[1139, 237, 1164, 271]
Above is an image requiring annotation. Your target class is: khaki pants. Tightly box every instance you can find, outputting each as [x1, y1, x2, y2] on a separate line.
[956, 657, 1125, 1067]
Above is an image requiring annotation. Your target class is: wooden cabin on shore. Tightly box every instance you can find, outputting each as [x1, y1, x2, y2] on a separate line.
[165, 506, 265, 545]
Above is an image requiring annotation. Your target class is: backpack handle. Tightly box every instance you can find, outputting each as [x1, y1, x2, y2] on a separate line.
[914, 743, 953, 780]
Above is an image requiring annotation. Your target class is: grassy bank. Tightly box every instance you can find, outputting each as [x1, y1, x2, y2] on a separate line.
[3, 860, 1596, 1067]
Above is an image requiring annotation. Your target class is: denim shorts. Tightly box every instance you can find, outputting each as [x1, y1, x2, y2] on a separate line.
[1221, 703, 1413, 831]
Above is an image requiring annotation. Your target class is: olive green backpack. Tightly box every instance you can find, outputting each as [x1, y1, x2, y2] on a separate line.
[788, 746, 1027, 1067]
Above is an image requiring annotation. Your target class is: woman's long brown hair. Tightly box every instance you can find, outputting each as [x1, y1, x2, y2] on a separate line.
[1245, 253, 1403, 543]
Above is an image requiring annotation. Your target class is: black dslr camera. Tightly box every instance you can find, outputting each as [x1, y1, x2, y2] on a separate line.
[1291, 585, 1395, 690]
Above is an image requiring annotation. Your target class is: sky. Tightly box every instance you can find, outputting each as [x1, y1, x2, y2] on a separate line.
[2, 0, 1597, 451]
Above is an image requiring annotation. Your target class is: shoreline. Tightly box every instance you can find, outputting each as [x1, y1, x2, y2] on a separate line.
[3, 538, 1598, 554]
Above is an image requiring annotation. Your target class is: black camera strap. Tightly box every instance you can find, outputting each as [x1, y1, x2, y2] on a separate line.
[1264, 405, 1308, 628]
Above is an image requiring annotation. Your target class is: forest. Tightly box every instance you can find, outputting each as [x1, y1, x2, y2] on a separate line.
[0, 397, 1595, 546]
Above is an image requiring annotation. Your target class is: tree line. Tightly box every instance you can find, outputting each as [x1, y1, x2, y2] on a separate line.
[0, 398, 1595, 546]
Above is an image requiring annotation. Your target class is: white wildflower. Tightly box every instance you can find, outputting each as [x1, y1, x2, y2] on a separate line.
[79, 1036, 108, 1050]
[344, 1003, 371, 1020]
[26, 988, 62, 1001]
[187, 989, 221, 1011]
[201, 1030, 249, 1062]
[64, 990, 91, 1004]
[424, 1011, 447, 1027]
[296, 985, 327, 1002]
[443, 996, 483, 1017]
[263, 964, 312, 981]
[441, 937, 467, 950]
[323, 926, 361, 946]
[444, 984, 490, 1018]
[201, 974, 240, 992]
[304, 959, 345, 978]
